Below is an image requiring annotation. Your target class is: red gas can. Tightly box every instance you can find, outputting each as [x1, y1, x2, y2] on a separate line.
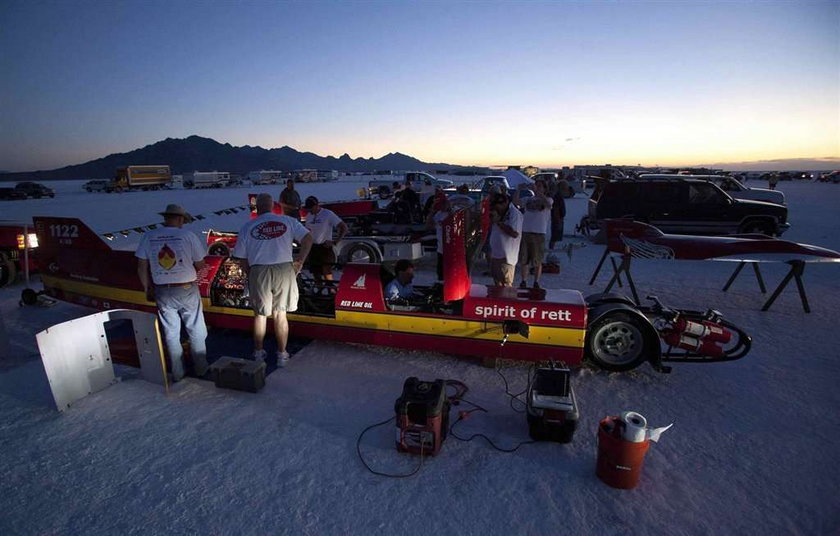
[595, 416, 650, 489]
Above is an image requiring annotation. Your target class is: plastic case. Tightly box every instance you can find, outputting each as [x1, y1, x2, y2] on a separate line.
[209, 356, 266, 393]
[525, 365, 579, 443]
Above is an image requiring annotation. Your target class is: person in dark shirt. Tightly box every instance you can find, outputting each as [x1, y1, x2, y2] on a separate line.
[279, 179, 302, 219]
[550, 186, 566, 249]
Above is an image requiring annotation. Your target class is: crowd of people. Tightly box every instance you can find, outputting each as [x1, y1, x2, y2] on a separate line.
[137, 173, 569, 380]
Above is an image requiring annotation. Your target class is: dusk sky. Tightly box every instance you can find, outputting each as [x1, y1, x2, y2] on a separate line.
[1, 0, 838, 172]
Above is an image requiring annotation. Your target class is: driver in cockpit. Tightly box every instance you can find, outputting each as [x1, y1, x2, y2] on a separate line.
[385, 259, 421, 303]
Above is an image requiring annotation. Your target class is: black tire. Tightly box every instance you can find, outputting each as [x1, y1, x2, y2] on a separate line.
[208, 243, 230, 257]
[345, 243, 380, 264]
[738, 219, 774, 236]
[0, 252, 17, 288]
[378, 185, 391, 200]
[585, 311, 649, 372]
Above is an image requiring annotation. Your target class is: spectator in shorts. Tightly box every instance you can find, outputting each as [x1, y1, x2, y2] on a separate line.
[279, 179, 302, 219]
[489, 192, 523, 287]
[136, 204, 208, 381]
[514, 180, 552, 289]
[233, 193, 312, 367]
[303, 196, 347, 288]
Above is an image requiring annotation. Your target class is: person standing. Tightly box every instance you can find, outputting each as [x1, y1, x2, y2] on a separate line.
[136, 204, 209, 381]
[768, 173, 779, 190]
[514, 180, 553, 289]
[549, 179, 566, 250]
[233, 193, 312, 367]
[489, 192, 523, 287]
[426, 191, 451, 281]
[303, 196, 347, 287]
[279, 179, 302, 219]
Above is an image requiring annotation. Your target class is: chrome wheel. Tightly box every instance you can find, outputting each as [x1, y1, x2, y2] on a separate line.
[586, 312, 648, 371]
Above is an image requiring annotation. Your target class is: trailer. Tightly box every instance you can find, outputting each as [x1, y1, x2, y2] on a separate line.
[189, 171, 231, 189]
[112, 166, 171, 192]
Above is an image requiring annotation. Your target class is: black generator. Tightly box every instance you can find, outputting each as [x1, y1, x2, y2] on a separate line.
[525, 363, 579, 443]
[394, 377, 450, 456]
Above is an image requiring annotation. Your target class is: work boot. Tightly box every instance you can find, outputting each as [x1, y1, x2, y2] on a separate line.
[277, 351, 290, 368]
[519, 280, 527, 289]
[252, 349, 267, 363]
[533, 282, 541, 289]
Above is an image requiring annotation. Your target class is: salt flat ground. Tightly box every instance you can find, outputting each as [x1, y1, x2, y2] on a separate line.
[0, 178, 838, 535]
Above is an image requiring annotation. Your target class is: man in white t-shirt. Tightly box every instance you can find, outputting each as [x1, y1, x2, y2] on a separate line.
[233, 193, 313, 367]
[136, 204, 208, 381]
[488, 192, 523, 287]
[303, 196, 347, 287]
[514, 179, 553, 289]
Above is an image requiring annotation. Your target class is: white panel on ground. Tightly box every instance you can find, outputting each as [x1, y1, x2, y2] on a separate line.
[36, 309, 166, 411]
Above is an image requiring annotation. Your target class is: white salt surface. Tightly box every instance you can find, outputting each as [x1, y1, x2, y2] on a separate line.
[1, 178, 838, 534]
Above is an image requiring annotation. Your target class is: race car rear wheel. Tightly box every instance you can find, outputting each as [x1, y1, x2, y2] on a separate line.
[208, 243, 230, 257]
[0, 252, 16, 288]
[345, 243, 380, 264]
[585, 312, 649, 371]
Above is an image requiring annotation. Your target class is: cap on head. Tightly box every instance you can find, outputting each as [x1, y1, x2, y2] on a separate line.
[159, 203, 193, 222]
[304, 196, 319, 209]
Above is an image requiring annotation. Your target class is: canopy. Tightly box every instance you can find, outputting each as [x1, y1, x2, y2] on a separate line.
[503, 169, 534, 188]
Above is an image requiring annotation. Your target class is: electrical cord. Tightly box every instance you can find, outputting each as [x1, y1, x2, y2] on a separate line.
[495, 364, 534, 414]
[448, 398, 536, 453]
[356, 415, 426, 478]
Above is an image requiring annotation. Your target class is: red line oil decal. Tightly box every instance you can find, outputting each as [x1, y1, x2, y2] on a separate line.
[251, 221, 287, 240]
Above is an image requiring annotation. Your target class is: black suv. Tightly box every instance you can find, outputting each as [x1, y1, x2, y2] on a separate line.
[588, 178, 789, 236]
[15, 181, 55, 198]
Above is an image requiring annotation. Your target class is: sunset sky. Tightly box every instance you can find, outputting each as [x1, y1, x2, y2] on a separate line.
[1, 1, 838, 171]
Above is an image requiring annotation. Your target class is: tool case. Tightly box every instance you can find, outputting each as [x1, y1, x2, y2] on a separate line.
[209, 356, 266, 393]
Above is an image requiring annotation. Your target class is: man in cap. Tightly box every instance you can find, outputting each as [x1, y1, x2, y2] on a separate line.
[303, 196, 347, 287]
[136, 204, 209, 381]
[233, 193, 312, 367]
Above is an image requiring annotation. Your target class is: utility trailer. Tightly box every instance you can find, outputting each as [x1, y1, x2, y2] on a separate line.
[112, 166, 171, 192]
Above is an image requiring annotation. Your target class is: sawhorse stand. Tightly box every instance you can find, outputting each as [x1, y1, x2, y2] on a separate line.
[722, 260, 811, 313]
[588, 247, 640, 305]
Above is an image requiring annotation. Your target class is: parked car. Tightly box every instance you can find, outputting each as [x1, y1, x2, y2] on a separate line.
[639, 174, 785, 205]
[83, 179, 112, 192]
[588, 177, 790, 236]
[15, 181, 55, 198]
[0, 188, 27, 201]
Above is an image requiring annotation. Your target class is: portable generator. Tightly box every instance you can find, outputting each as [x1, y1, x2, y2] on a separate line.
[525, 363, 579, 443]
[395, 377, 450, 456]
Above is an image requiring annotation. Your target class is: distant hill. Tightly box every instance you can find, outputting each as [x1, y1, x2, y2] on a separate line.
[698, 157, 840, 172]
[0, 135, 486, 181]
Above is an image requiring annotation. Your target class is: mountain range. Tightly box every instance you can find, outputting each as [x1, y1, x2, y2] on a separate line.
[0, 136, 485, 181]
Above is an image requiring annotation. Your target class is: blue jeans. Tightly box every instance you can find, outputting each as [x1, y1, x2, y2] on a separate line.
[155, 283, 208, 379]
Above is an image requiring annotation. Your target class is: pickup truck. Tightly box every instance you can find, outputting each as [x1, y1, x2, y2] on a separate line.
[368, 172, 453, 199]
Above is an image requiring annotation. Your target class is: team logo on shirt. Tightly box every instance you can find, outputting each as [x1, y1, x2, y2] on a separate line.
[158, 243, 177, 270]
[251, 221, 287, 240]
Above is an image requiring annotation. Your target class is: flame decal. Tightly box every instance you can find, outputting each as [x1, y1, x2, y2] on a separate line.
[158, 243, 177, 270]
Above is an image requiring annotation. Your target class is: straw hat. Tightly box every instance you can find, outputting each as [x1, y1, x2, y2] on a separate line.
[159, 204, 193, 222]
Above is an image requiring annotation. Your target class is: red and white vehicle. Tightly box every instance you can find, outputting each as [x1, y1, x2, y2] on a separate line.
[0, 220, 39, 288]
